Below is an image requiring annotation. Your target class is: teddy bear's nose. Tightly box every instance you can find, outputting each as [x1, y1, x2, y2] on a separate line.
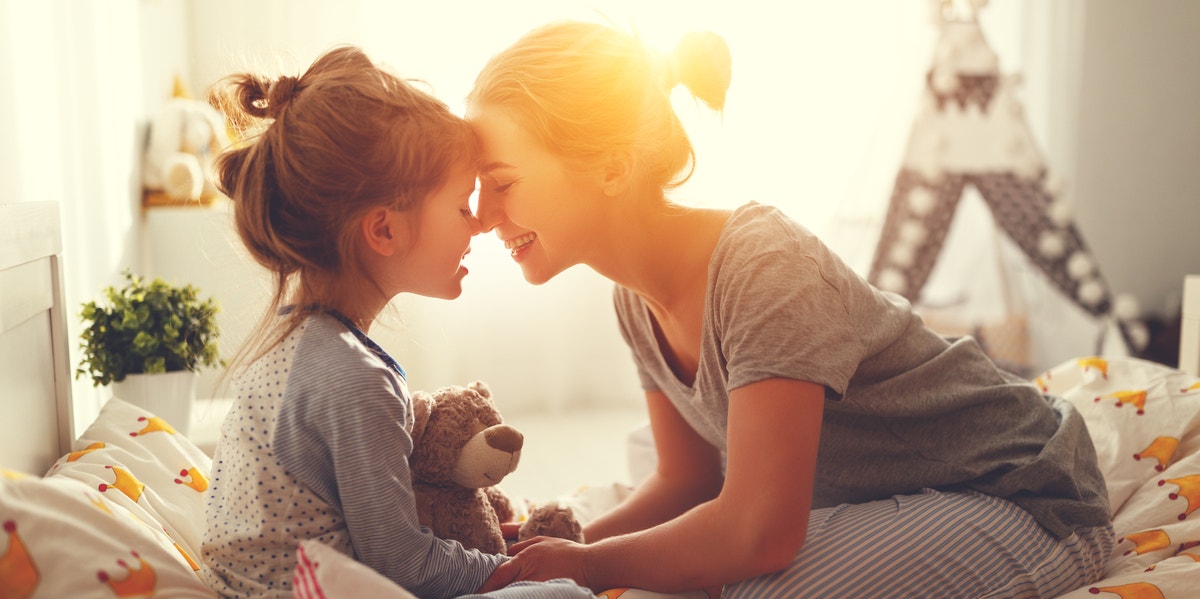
[484, 425, 524, 453]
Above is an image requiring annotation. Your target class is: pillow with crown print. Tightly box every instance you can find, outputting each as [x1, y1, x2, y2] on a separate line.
[45, 397, 213, 563]
[0, 469, 214, 598]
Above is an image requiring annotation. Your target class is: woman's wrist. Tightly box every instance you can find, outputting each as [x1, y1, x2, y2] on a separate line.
[581, 537, 613, 592]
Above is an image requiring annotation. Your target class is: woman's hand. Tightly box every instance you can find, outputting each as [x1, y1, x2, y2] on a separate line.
[478, 536, 591, 593]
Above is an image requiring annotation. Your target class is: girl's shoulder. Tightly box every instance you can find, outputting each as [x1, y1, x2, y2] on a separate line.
[289, 314, 406, 385]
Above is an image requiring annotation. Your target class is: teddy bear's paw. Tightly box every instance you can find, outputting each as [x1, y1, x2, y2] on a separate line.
[518, 501, 584, 543]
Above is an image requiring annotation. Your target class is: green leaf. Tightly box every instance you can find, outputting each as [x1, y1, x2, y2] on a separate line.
[74, 268, 222, 387]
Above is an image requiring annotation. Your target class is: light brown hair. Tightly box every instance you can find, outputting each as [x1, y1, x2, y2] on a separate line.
[468, 21, 731, 193]
[208, 45, 475, 373]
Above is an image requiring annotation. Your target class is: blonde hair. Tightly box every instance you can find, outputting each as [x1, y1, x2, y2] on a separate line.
[469, 21, 731, 192]
[208, 45, 475, 373]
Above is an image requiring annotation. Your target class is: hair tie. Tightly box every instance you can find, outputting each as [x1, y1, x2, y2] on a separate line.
[267, 76, 299, 117]
[657, 49, 680, 92]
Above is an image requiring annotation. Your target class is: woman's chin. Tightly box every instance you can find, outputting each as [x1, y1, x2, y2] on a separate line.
[519, 264, 564, 286]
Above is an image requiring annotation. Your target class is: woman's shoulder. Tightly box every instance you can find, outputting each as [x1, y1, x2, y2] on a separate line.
[721, 202, 818, 248]
[710, 202, 825, 271]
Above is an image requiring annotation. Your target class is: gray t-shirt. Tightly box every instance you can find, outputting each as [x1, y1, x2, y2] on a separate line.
[613, 202, 1110, 539]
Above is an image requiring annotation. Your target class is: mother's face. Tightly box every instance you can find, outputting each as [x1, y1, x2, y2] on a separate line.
[469, 104, 605, 285]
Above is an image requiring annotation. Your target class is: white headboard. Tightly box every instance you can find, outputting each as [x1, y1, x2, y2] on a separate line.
[1180, 275, 1200, 377]
[0, 201, 73, 475]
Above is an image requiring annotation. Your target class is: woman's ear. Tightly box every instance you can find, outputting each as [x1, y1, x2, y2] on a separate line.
[600, 151, 634, 197]
[360, 207, 402, 256]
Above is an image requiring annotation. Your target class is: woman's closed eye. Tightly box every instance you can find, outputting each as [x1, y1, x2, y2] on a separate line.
[493, 181, 514, 193]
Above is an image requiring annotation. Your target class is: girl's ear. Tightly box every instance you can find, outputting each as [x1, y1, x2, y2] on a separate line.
[600, 151, 634, 197]
[360, 207, 402, 256]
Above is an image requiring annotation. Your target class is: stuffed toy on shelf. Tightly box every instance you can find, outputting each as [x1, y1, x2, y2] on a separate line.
[141, 77, 231, 206]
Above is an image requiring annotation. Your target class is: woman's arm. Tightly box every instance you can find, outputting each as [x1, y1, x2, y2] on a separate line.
[482, 377, 825, 593]
[584, 390, 725, 542]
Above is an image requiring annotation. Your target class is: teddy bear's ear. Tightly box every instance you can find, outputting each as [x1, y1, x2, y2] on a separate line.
[468, 380, 491, 399]
[411, 392, 434, 448]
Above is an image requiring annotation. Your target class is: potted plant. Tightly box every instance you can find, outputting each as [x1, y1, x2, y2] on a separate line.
[76, 270, 222, 433]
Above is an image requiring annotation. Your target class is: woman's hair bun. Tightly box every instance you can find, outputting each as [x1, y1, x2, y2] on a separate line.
[672, 31, 731, 110]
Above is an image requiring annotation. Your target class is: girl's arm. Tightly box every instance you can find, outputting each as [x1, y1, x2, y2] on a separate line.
[275, 358, 504, 598]
[583, 390, 724, 542]
[482, 377, 825, 593]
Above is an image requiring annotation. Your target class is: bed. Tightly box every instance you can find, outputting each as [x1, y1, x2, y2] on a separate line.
[2, 201, 1199, 598]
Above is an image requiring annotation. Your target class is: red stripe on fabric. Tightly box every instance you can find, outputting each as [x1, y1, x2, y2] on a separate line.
[293, 543, 327, 599]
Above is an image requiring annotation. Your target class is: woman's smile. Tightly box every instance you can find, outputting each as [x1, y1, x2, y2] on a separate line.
[504, 232, 537, 258]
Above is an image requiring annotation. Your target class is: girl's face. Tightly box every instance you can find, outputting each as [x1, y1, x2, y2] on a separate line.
[469, 105, 603, 285]
[394, 160, 480, 299]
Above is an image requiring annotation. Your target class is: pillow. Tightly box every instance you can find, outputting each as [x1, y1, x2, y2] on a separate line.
[0, 469, 215, 598]
[293, 539, 418, 599]
[46, 397, 213, 562]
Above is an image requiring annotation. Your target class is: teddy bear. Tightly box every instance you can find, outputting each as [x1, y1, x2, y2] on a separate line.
[409, 381, 583, 554]
[142, 93, 231, 205]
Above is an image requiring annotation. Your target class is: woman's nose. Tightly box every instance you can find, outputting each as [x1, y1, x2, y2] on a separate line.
[472, 189, 501, 231]
[475, 189, 503, 233]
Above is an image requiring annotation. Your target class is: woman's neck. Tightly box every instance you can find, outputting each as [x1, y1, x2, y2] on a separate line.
[588, 201, 731, 316]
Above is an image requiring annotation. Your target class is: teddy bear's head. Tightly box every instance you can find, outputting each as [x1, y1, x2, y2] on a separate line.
[410, 381, 523, 489]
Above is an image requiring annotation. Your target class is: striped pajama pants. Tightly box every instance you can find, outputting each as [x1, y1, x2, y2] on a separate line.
[725, 488, 1114, 599]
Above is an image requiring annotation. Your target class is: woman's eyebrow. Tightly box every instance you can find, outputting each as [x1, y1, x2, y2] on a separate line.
[480, 161, 514, 175]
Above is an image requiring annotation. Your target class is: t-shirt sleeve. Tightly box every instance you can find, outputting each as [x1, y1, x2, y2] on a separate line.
[715, 234, 868, 396]
[275, 358, 503, 598]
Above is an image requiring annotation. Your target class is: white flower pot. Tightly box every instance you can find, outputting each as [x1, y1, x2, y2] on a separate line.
[111, 370, 199, 435]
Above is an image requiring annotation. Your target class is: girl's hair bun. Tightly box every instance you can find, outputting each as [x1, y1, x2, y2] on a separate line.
[266, 75, 299, 118]
[673, 31, 731, 110]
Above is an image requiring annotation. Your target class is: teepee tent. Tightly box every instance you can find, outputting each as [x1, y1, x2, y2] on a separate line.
[864, 0, 1146, 373]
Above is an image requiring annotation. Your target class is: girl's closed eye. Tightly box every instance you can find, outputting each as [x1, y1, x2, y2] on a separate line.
[493, 181, 515, 193]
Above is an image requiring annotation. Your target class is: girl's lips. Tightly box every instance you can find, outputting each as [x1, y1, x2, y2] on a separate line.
[503, 232, 536, 258]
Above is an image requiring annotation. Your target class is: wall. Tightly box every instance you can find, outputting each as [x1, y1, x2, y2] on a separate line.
[1074, 0, 1200, 317]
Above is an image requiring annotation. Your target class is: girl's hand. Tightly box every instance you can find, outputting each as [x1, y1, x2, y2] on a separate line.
[478, 536, 590, 593]
[500, 522, 522, 540]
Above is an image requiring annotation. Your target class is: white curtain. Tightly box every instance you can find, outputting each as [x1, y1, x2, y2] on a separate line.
[0, 0, 150, 432]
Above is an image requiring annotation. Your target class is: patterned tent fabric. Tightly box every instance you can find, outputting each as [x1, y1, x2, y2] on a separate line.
[871, 170, 1113, 318]
[866, 6, 1145, 360]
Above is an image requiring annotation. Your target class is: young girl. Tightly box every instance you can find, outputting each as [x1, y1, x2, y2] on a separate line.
[201, 46, 591, 599]
[468, 22, 1114, 598]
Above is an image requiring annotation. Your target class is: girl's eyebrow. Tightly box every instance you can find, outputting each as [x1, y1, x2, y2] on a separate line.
[480, 161, 514, 175]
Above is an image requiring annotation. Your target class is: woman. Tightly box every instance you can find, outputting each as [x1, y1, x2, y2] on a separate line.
[468, 21, 1112, 599]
